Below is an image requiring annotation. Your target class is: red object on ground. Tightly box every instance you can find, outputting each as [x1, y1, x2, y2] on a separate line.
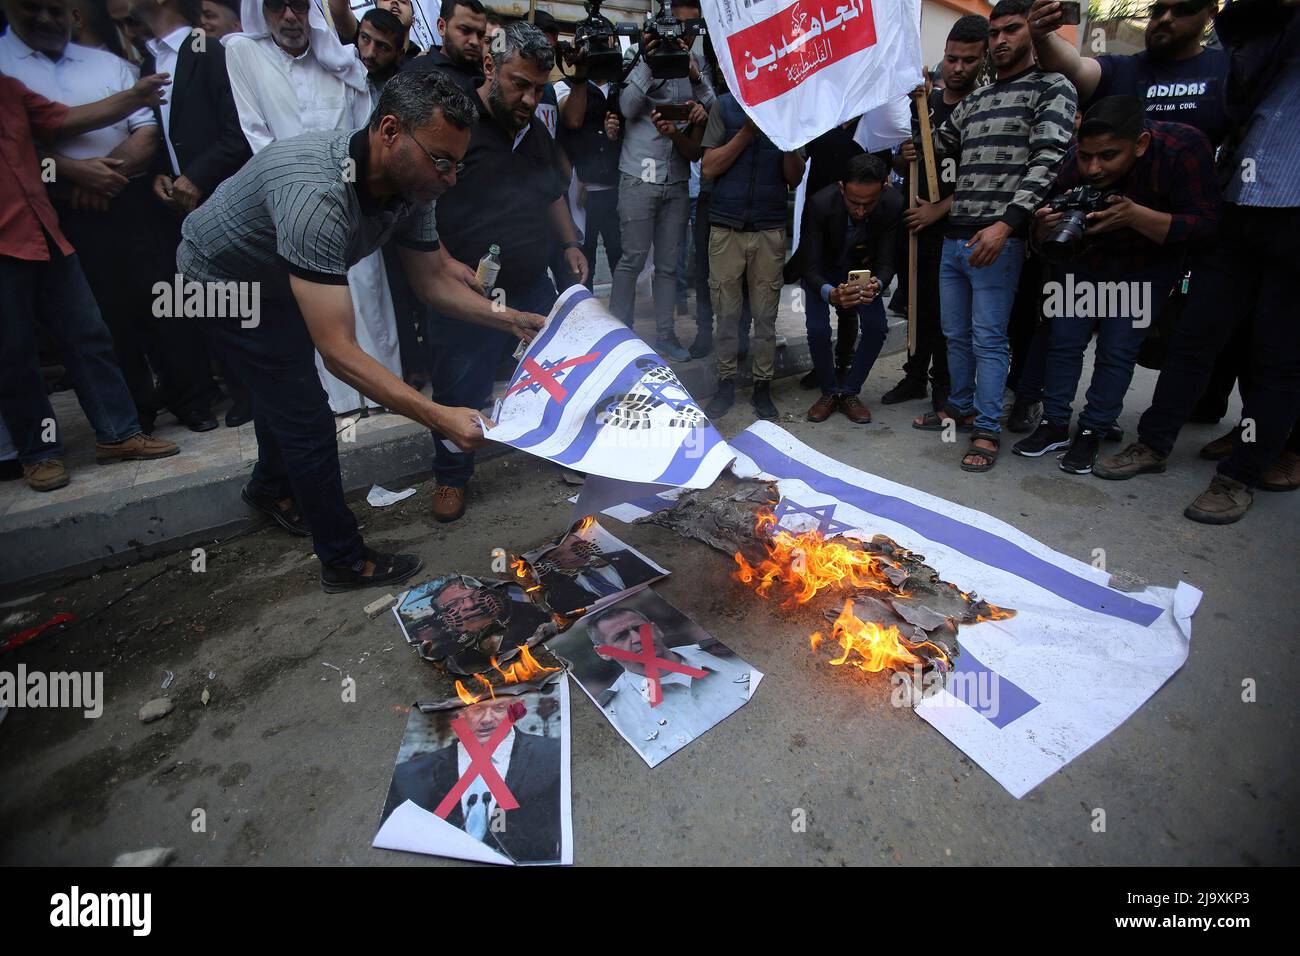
[433, 714, 521, 819]
[0, 612, 75, 655]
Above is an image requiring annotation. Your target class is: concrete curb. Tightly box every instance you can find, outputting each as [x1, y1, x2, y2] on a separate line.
[0, 316, 908, 593]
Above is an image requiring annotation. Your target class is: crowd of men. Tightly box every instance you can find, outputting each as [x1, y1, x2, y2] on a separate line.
[0, 0, 1295, 593]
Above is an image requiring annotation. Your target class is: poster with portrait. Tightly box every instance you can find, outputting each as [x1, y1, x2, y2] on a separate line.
[374, 675, 573, 865]
[548, 590, 764, 768]
[520, 517, 670, 618]
[394, 573, 553, 675]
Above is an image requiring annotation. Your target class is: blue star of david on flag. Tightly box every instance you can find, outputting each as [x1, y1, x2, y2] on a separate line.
[772, 497, 856, 537]
[640, 375, 698, 412]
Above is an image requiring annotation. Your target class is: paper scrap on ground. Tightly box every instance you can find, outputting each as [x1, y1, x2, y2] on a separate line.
[366, 485, 416, 508]
[485, 285, 733, 489]
[549, 589, 763, 768]
[374, 674, 572, 865]
[393, 573, 553, 675]
[699, 421, 1197, 798]
[520, 517, 669, 618]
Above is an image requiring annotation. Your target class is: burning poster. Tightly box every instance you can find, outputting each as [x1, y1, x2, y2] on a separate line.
[393, 574, 554, 676]
[484, 285, 734, 489]
[373, 673, 573, 866]
[548, 589, 763, 768]
[517, 517, 670, 618]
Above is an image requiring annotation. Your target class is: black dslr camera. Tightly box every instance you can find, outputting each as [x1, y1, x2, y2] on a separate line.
[641, 0, 708, 79]
[558, 1, 638, 83]
[1041, 185, 1117, 262]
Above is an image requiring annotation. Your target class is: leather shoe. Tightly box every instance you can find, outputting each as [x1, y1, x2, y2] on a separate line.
[225, 401, 253, 428]
[806, 394, 837, 422]
[839, 394, 872, 424]
[433, 484, 467, 523]
[182, 412, 220, 433]
[23, 458, 70, 492]
[96, 433, 180, 463]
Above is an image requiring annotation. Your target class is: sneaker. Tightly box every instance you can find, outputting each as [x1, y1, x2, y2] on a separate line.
[838, 394, 872, 424]
[705, 379, 735, 418]
[1013, 420, 1070, 457]
[688, 328, 713, 359]
[1184, 473, 1253, 525]
[96, 433, 180, 464]
[1198, 427, 1237, 461]
[432, 484, 467, 523]
[654, 338, 690, 362]
[798, 369, 820, 391]
[23, 458, 70, 492]
[806, 394, 837, 423]
[880, 378, 928, 405]
[1259, 450, 1300, 493]
[1007, 397, 1042, 434]
[751, 380, 779, 420]
[1093, 442, 1168, 480]
[320, 548, 424, 594]
[1059, 427, 1102, 474]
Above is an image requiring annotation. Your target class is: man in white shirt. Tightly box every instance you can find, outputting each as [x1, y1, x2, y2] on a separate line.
[587, 605, 753, 766]
[0, 0, 218, 433]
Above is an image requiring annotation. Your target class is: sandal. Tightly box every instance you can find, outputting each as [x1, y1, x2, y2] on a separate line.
[242, 485, 311, 537]
[320, 547, 424, 593]
[961, 430, 1001, 473]
[913, 407, 975, 432]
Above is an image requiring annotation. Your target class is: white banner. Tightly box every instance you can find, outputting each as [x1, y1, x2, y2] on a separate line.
[348, 0, 441, 51]
[701, 0, 922, 150]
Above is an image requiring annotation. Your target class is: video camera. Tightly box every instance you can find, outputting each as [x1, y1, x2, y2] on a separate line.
[557, 1, 638, 83]
[640, 0, 708, 80]
[1041, 185, 1118, 262]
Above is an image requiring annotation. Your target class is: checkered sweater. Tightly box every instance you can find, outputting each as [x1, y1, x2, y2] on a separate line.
[932, 67, 1077, 238]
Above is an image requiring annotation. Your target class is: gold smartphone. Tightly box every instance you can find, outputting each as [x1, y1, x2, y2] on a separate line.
[848, 269, 873, 289]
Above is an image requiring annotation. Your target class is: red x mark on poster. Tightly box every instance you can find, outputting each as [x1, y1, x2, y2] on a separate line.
[595, 624, 709, 707]
[506, 351, 602, 402]
[433, 711, 521, 819]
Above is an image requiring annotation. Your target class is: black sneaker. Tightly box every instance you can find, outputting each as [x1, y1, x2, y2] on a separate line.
[704, 379, 735, 418]
[1059, 427, 1103, 475]
[881, 378, 928, 405]
[1007, 396, 1042, 433]
[751, 380, 779, 420]
[1012, 420, 1070, 458]
[320, 548, 423, 594]
[688, 327, 713, 359]
[798, 369, 820, 390]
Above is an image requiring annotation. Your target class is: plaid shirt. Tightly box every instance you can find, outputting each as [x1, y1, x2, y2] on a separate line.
[1048, 120, 1221, 271]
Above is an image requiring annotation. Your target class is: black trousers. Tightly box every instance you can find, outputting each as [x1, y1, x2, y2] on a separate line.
[694, 191, 712, 328]
[382, 239, 430, 381]
[581, 186, 622, 292]
[203, 295, 366, 569]
[1138, 204, 1300, 485]
[900, 236, 949, 400]
[54, 179, 213, 426]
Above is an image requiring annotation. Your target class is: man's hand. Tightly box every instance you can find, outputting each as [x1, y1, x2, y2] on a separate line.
[904, 197, 944, 233]
[1032, 203, 1064, 242]
[170, 175, 203, 213]
[438, 406, 490, 452]
[651, 108, 678, 137]
[1028, 0, 1065, 36]
[132, 72, 171, 109]
[504, 309, 547, 342]
[443, 251, 483, 293]
[898, 139, 918, 164]
[1085, 195, 1140, 235]
[966, 220, 1013, 268]
[604, 111, 621, 141]
[152, 173, 182, 212]
[829, 283, 866, 309]
[71, 186, 111, 212]
[563, 246, 589, 286]
[687, 99, 708, 127]
[65, 156, 129, 196]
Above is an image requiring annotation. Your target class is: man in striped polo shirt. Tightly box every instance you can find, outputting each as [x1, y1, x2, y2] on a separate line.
[914, 0, 1077, 473]
[177, 72, 546, 592]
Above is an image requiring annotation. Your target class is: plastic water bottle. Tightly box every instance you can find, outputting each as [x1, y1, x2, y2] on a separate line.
[475, 244, 501, 296]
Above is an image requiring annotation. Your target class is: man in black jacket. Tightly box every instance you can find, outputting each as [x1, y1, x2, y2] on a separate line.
[400, 0, 485, 92]
[799, 154, 903, 425]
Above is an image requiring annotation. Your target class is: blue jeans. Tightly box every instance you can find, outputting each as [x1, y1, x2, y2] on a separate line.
[0, 250, 141, 463]
[802, 279, 888, 396]
[203, 294, 366, 569]
[940, 237, 1026, 433]
[428, 274, 557, 486]
[1042, 262, 1182, 430]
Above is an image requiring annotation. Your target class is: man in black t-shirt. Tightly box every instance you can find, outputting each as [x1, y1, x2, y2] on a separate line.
[884, 15, 989, 411]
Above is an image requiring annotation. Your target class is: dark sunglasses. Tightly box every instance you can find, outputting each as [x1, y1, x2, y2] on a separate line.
[1147, 0, 1211, 20]
[404, 131, 465, 176]
[264, 0, 313, 14]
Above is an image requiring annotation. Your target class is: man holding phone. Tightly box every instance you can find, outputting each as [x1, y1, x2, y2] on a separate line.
[799, 155, 903, 425]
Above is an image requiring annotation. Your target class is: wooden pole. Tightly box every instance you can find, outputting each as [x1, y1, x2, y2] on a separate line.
[907, 160, 918, 356]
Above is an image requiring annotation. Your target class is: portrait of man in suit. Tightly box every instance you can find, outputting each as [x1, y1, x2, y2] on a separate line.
[529, 523, 664, 615]
[383, 695, 562, 864]
[397, 574, 549, 673]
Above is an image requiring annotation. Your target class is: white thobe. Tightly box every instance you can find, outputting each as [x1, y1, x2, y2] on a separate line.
[224, 34, 402, 414]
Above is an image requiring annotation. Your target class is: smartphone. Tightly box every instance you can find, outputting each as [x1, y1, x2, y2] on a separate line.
[848, 269, 873, 289]
[1056, 1, 1081, 25]
[656, 103, 692, 122]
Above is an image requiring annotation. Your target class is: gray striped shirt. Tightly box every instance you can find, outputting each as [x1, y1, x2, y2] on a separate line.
[178, 129, 439, 299]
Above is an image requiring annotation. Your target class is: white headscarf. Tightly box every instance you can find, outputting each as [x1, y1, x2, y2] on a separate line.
[225, 0, 368, 94]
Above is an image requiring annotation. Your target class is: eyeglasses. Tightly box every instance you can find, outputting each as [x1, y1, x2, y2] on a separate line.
[403, 131, 465, 176]
[263, 0, 312, 15]
[1147, 0, 1210, 21]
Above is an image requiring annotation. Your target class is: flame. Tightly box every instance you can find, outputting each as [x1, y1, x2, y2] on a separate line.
[454, 645, 559, 705]
[510, 557, 544, 595]
[734, 520, 897, 608]
[812, 599, 925, 673]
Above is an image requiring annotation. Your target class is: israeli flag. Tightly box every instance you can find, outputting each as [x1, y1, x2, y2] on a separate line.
[485, 286, 734, 489]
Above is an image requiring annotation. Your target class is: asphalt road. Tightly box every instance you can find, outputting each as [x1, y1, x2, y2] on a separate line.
[1, 357, 1296, 866]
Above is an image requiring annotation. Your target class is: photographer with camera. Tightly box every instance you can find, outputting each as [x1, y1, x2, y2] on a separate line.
[1013, 96, 1219, 474]
[607, 0, 715, 362]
